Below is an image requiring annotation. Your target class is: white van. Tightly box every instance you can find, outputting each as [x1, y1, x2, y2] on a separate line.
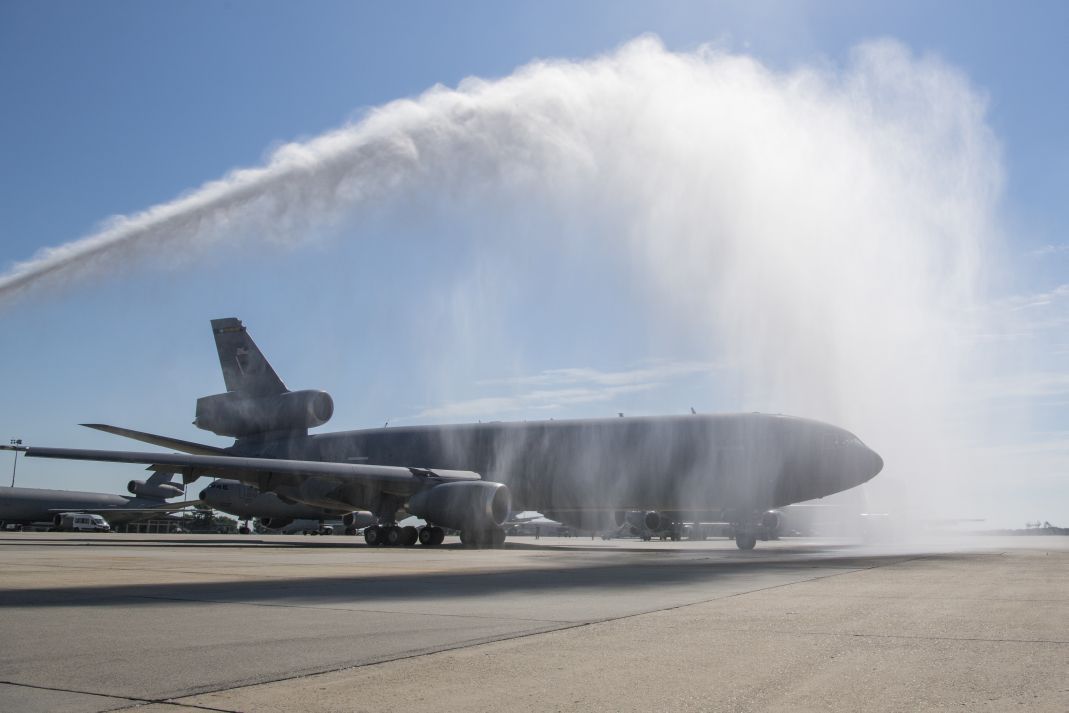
[54, 513, 112, 532]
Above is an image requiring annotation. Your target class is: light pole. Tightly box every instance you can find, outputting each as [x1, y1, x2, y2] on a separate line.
[9, 439, 21, 487]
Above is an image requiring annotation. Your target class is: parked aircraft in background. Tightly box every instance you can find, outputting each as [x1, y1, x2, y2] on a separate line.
[0, 469, 197, 530]
[507, 511, 569, 537]
[198, 478, 375, 534]
[22, 317, 883, 550]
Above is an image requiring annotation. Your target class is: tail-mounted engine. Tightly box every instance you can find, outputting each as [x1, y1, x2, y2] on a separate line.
[194, 389, 334, 437]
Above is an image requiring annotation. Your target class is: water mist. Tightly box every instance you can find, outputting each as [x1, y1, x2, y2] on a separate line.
[0, 37, 1004, 530]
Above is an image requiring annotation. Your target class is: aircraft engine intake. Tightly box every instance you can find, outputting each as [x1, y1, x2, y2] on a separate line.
[194, 389, 334, 437]
[259, 517, 294, 530]
[342, 511, 376, 530]
[127, 479, 184, 499]
[407, 481, 510, 534]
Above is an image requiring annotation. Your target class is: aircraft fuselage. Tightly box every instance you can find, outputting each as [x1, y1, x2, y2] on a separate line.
[228, 412, 882, 517]
[0, 487, 167, 526]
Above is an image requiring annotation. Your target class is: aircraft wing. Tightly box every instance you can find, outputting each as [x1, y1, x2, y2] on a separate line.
[25, 447, 482, 495]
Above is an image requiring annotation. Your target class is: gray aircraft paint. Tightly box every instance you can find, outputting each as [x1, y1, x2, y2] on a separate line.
[199, 479, 371, 525]
[0, 486, 179, 526]
[245, 412, 881, 517]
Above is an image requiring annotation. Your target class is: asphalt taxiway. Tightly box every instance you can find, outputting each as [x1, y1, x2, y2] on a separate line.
[0, 533, 1065, 712]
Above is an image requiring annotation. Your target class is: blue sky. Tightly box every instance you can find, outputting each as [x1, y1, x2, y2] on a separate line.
[1, 1, 1067, 527]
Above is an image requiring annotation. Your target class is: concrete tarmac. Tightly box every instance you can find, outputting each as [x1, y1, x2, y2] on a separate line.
[0, 533, 1065, 712]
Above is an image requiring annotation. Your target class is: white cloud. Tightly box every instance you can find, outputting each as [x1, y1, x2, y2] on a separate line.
[411, 361, 715, 420]
[1028, 244, 1069, 257]
[974, 372, 1069, 400]
[478, 360, 720, 388]
[993, 284, 1069, 312]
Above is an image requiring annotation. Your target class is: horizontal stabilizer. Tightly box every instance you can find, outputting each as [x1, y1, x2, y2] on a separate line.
[26, 447, 481, 495]
[48, 500, 204, 513]
[81, 424, 229, 456]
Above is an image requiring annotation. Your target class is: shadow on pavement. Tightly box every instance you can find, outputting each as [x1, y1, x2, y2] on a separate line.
[0, 544, 933, 610]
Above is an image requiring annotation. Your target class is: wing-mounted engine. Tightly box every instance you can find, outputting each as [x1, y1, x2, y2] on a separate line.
[407, 481, 511, 534]
[194, 389, 334, 437]
[128, 479, 185, 499]
[342, 511, 376, 530]
[615, 510, 664, 531]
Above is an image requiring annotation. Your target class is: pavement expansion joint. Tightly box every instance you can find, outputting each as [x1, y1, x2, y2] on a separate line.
[167, 621, 597, 704]
[168, 555, 902, 701]
[0, 680, 239, 713]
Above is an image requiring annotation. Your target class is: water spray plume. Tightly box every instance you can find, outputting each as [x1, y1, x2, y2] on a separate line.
[0, 37, 1003, 524]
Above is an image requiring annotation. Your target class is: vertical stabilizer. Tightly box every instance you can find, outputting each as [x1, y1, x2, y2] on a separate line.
[210, 318, 287, 396]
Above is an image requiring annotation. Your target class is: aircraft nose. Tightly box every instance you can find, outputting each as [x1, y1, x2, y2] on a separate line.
[872, 448, 884, 476]
[859, 443, 884, 483]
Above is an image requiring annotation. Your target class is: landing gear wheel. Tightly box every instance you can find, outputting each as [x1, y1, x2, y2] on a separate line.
[402, 526, 418, 546]
[490, 528, 506, 547]
[430, 526, 445, 546]
[363, 526, 383, 546]
[418, 527, 433, 546]
[239, 526, 251, 535]
[735, 532, 757, 550]
[384, 526, 403, 547]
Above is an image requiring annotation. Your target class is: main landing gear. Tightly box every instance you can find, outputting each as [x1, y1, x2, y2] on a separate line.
[733, 531, 758, 550]
[730, 510, 780, 550]
[364, 524, 444, 547]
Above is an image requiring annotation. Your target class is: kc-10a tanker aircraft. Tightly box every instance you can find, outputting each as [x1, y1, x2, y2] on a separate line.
[24, 318, 883, 549]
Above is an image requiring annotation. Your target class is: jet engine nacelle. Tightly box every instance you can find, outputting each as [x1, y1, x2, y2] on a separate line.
[342, 511, 376, 530]
[407, 481, 511, 534]
[761, 510, 781, 531]
[193, 389, 334, 437]
[614, 510, 664, 531]
[127, 480, 184, 499]
[259, 517, 294, 530]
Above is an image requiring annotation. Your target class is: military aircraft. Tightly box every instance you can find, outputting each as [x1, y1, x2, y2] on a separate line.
[21, 317, 884, 549]
[0, 469, 197, 530]
[199, 478, 376, 535]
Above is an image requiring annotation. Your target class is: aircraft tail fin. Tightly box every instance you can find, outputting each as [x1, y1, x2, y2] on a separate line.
[211, 318, 287, 395]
